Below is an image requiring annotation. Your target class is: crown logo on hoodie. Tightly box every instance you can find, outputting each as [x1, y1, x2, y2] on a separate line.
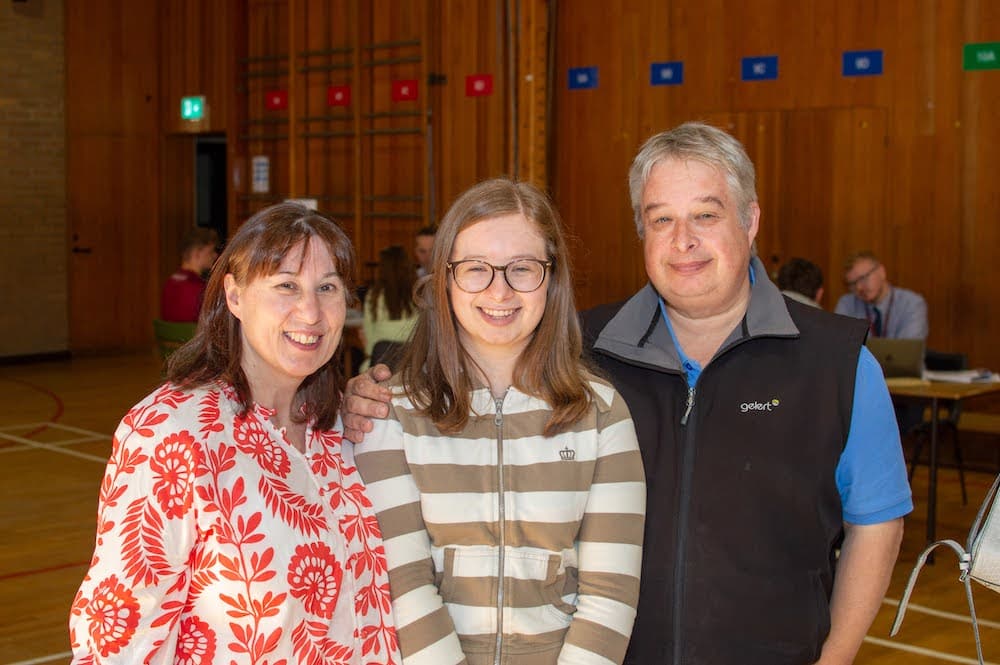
[559, 447, 576, 461]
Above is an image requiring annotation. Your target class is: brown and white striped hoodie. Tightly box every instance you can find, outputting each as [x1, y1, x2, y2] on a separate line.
[355, 372, 645, 665]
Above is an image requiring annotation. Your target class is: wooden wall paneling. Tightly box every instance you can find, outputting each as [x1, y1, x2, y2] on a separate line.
[516, 0, 548, 190]
[160, 0, 237, 135]
[294, 0, 355, 235]
[359, 0, 427, 272]
[160, 136, 197, 293]
[425, 0, 443, 225]
[552, 1, 646, 310]
[551, 0, 1000, 371]
[65, 0, 115, 136]
[240, 0, 291, 221]
[960, 2, 1000, 370]
[921, 2, 966, 359]
[827, 107, 890, 299]
[352, 0, 365, 261]
[288, 0, 299, 194]
[434, 0, 508, 211]
[228, 0, 249, 232]
[65, 0, 160, 351]
[157, 0, 240, 294]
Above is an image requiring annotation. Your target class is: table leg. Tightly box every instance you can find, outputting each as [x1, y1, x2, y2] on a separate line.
[927, 396, 940, 562]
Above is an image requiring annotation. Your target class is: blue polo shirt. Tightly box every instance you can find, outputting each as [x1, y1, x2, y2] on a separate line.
[658, 296, 913, 526]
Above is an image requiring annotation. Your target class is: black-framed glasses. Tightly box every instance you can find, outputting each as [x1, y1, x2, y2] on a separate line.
[846, 262, 880, 290]
[447, 259, 552, 293]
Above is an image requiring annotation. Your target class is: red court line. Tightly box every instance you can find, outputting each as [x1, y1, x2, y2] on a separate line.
[0, 375, 65, 438]
[0, 560, 89, 581]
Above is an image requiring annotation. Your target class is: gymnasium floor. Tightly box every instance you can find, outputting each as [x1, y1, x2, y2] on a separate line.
[2, 350, 1000, 664]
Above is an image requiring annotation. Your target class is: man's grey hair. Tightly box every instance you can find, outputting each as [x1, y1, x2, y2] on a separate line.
[628, 121, 758, 238]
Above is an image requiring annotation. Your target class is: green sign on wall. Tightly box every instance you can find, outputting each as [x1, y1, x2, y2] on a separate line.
[181, 96, 206, 121]
[964, 43, 1000, 71]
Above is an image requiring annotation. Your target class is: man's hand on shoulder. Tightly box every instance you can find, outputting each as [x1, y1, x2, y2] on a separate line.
[342, 364, 393, 443]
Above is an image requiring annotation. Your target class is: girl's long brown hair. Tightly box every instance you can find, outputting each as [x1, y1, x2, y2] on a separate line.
[399, 178, 592, 436]
[367, 245, 416, 322]
[166, 203, 357, 430]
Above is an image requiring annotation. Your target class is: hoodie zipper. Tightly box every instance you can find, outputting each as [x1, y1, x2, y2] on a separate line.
[493, 393, 507, 665]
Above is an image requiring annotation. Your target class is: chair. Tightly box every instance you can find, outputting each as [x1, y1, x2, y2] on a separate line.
[370, 340, 406, 373]
[153, 319, 197, 362]
[907, 350, 969, 505]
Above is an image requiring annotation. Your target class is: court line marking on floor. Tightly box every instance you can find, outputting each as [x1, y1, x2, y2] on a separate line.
[5, 651, 74, 665]
[0, 434, 105, 449]
[884, 597, 1000, 630]
[0, 421, 106, 437]
[0, 435, 107, 463]
[0, 422, 108, 459]
[863, 636, 996, 664]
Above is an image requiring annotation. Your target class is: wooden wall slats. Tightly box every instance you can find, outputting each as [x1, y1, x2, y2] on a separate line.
[66, 0, 998, 371]
[552, 0, 1000, 370]
[434, 0, 509, 211]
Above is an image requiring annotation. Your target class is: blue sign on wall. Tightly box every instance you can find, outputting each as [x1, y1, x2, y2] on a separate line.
[650, 61, 684, 86]
[568, 67, 599, 90]
[843, 50, 884, 76]
[741, 56, 779, 81]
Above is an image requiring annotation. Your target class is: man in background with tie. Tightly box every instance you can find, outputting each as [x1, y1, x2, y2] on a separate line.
[835, 250, 928, 340]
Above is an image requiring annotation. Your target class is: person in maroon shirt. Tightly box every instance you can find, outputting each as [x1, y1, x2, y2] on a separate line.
[160, 227, 219, 322]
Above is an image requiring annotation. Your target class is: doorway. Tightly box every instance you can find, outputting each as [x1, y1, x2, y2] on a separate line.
[195, 134, 228, 245]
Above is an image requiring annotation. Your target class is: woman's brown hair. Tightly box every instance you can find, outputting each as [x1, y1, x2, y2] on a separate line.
[367, 245, 416, 322]
[399, 178, 592, 436]
[166, 203, 357, 430]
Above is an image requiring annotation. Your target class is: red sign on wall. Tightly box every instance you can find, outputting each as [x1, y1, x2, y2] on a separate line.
[327, 85, 351, 107]
[465, 74, 494, 97]
[264, 90, 288, 111]
[391, 79, 419, 102]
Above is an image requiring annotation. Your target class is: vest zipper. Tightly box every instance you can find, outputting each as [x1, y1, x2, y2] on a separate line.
[493, 393, 507, 665]
[680, 385, 696, 426]
[674, 386, 698, 664]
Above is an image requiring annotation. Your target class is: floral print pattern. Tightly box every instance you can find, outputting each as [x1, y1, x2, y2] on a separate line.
[288, 542, 344, 618]
[69, 383, 399, 664]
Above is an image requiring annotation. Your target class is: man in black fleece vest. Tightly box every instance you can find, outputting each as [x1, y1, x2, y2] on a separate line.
[343, 122, 911, 665]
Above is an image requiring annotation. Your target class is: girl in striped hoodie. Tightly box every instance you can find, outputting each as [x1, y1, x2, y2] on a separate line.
[355, 178, 645, 665]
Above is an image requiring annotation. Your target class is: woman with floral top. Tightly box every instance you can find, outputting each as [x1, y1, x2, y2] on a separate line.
[69, 203, 400, 664]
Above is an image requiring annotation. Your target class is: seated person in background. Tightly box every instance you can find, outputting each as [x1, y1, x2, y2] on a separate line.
[160, 226, 219, 322]
[413, 224, 436, 277]
[360, 245, 418, 370]
[354, 178, 645, 664]
[776, 257, 824, 308]
[835, 250, 927, 339]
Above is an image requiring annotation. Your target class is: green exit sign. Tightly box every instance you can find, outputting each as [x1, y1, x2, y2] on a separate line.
[180, 95, 206, 121]
[964, 43, 1000, 70]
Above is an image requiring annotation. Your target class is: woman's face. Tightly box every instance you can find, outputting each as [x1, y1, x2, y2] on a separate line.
[448, 214, 549, 363]
[225, 236, 347, 393]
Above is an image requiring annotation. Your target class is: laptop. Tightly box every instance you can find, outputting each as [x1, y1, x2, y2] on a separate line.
[866, 337, 925, 379]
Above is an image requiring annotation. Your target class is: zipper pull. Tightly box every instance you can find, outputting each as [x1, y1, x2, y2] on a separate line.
[494, 396, 504, 427]
[680, 386, 695, 426]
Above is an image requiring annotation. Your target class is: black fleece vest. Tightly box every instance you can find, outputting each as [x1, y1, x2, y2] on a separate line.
[583, 298, 868, 665]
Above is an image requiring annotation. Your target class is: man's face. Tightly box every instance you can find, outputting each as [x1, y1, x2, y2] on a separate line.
[844, 258, 887, 304]
[640, 159, 758, 319]
[415, 234, 434, 272]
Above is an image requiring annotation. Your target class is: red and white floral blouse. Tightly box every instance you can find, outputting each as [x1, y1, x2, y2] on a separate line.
[69, 382, 400, 665]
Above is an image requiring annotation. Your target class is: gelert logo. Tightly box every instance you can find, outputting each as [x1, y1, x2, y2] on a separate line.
[740, 398, 781, 414]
